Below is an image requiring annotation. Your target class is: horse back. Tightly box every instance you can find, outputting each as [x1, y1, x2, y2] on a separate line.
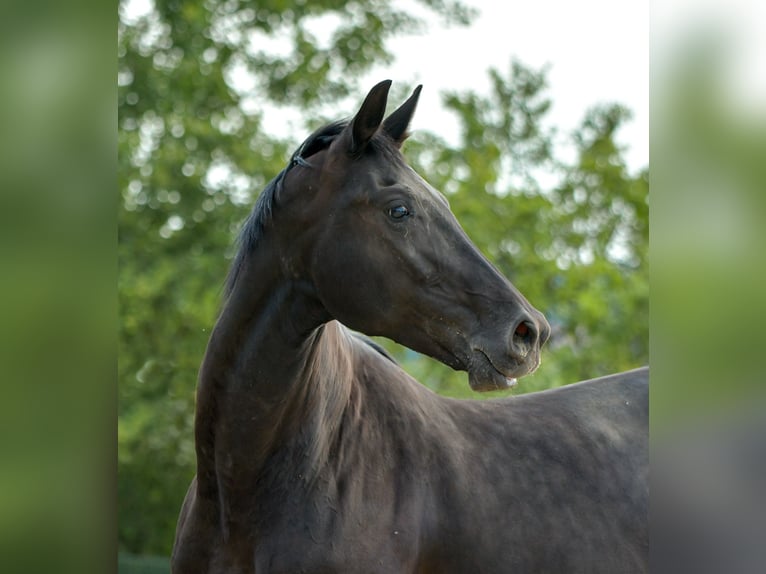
[423, 367, 649, 573]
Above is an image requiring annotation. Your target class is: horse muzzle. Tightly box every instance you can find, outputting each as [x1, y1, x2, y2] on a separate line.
[467, 310, 551, 392]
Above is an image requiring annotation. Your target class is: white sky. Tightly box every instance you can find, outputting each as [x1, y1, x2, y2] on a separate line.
[364, 0, 649, 171]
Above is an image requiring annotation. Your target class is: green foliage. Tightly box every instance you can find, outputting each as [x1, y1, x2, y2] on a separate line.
[118, 0, 647, 557]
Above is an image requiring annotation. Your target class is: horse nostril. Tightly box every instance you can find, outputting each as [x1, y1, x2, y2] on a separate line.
[511, 320, 539, 359]
[509, 318, 542, 361]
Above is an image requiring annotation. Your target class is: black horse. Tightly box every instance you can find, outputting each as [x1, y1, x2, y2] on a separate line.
[171, 81, 648, 573]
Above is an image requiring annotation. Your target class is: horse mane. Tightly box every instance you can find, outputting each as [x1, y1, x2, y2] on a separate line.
[223, 120, 347, 297]
[351, 332, 398, 364]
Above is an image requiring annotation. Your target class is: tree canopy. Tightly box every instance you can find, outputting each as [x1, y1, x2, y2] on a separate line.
[118, 0, 647, 556]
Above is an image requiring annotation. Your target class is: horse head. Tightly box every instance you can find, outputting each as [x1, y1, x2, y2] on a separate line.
[270, 80, 550, 391]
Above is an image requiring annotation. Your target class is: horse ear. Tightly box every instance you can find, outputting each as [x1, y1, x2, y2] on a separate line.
[382, 85, 422, 146]
[347, 79, 392, 154]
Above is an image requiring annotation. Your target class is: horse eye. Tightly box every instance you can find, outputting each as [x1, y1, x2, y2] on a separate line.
[388, 205, 411, 220]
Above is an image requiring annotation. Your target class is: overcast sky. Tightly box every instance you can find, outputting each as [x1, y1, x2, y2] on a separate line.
[363, 0, 649, 172]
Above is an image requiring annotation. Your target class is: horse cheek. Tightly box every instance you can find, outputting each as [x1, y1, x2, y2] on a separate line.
[311, 240, 390, 333]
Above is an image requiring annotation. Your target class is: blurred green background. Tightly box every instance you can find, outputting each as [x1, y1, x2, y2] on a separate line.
[118, 0, 647, 560]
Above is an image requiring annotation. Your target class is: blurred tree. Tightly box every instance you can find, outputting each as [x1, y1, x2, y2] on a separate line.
[118, 0, 647, 557]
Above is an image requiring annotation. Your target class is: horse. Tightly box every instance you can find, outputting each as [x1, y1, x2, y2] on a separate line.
[171, 80, 648, 573]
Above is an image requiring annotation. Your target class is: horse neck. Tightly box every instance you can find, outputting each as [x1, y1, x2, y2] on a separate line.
[193, 236, 352, 499]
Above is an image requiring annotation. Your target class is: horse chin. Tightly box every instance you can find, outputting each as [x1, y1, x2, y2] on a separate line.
[467, 349, 537, 392]
[468, 369, 518, 392]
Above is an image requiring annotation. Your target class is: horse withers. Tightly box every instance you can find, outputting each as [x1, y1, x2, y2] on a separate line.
[171, 80, 648, 573]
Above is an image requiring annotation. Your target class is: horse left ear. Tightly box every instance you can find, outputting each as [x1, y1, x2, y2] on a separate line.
[382, 85, 422, 146]
[346, 80, 392, 154]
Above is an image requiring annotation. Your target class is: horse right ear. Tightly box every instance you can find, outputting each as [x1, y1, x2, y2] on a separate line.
[382, 85, 422, 146]
[344, 80, 392, 155]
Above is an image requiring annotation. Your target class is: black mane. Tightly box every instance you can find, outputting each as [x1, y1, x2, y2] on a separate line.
[223, 120, 348, 297]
